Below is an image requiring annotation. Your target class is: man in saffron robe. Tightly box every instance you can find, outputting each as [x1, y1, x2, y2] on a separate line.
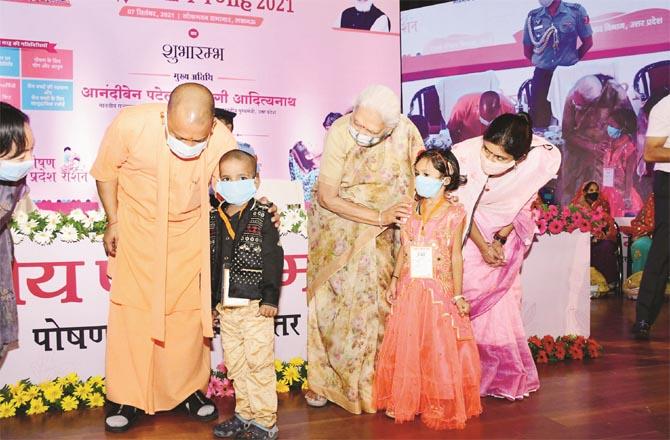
[92, 83, 236, 432]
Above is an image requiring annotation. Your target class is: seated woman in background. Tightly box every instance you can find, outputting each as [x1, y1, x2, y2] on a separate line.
[572, 181, 618, 296]
[621, 193, 661, 299]
[621, 193, 654, 274]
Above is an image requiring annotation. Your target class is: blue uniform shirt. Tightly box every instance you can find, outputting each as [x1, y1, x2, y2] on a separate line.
[523, 1, 593, 70]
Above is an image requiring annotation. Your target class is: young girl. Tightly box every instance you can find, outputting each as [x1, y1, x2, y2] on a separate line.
[374, 148, 482, 430]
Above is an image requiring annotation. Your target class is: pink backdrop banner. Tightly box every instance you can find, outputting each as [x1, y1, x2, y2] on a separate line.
[0, 0, 401, 383]
[0, 0, 400, 203]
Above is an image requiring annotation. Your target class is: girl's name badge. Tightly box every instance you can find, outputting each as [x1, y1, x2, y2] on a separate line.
[410, 246, 433, 278]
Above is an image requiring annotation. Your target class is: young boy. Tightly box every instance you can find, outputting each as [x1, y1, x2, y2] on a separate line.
[211, 149, 283, 440]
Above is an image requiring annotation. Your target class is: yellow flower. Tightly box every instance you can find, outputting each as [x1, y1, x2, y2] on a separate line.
[12, 391, 30, 407]
[25, 386, 41, 401]
[276, 379, 290, 394]
[282, 365, 301, 385]
[87, 393, 105, 408]
[42, 385, 63, 403]
[289, 357, 305, 367]
[38, 380, 55, 393]
[26, 398, 49, 415]
[64, 373, 79, 385]
[60, 396, 79, 412]
[274, 359, 284, 373]
[0, 402, 16, 418]
[87, 376, 105, 388]
[73, 383, 93, 401]
[9, 382, 26, 397]
[301, 380, 309, 391]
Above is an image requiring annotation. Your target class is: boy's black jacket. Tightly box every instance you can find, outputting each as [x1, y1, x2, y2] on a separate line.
[209, 195, 283, 309]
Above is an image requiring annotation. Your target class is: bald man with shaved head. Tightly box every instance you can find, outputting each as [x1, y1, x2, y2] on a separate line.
[91, 83, 236, 432]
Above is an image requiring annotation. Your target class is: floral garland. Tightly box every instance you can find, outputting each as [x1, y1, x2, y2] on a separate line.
[278, 205, 307, 238]
[11, 205, 308, 245]
[207, 358, 308, 399]
[528, 335, 603, 364]
[10, 209, 107, 245]
[0, 374, 105, 419]
[532, 203, 609, 236]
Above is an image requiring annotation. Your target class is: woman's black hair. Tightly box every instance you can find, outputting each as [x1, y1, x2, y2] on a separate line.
[610, 108, 637, 135]
[483, 112, 533, 160]
[0, 102, 30, 159]
[583, 180, 599, 193]
[414, 148, 467, 191]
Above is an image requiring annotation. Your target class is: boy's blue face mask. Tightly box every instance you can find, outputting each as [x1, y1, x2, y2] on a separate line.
[215, 179, 257, 206]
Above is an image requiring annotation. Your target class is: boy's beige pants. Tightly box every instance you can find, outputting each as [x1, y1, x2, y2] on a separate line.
[219, 300, 277, 428]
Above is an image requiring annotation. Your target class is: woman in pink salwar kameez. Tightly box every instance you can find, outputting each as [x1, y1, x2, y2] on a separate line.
[452, 113, 561, 400]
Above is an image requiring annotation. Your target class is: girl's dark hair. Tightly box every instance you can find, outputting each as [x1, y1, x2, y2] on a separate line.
[483, 112, 533, 160]
[414, 148, 467, 191]
[610, 108, 637, 135]
[0, 102, 30, 159]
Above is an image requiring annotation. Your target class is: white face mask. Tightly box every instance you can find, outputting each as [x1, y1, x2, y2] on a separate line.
[0, 159, 33, 182]
[479, 116, 491, 127]
[348, 125, 388, 147]
[539, 0, 553, 7]
[480, 148, 514, 176]
[165, 126, 208, 159]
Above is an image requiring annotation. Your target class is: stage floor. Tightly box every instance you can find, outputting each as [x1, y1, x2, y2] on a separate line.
[2, 297, 668, 440]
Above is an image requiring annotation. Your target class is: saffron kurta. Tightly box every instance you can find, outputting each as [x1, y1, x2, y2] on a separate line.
[90, 103, 235, 414]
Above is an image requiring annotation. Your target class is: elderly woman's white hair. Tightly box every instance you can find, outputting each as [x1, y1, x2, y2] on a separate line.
[574, 75, 603, 103]
[353, 84, 401, 129]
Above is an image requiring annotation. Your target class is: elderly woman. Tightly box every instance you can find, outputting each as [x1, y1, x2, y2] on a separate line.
[305, 85, 424, 414]
[452, 113, 561, 400]
[0, 102, 34, 359]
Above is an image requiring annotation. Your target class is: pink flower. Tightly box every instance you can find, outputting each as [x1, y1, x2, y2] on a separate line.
[216, 362, 227, 374]
[222, 379, 235, 398]
[561, 207, 571, 218]
[548, 205, 559, 216]
[590, 211, 603, 221]
[579, 220, 590, 233]
[566, 222, 578, 233]
[542, 210, 554, 222]
[537, 219, 548, 235]
[571, 211, 583, 223]
[548, 219, 564, 234]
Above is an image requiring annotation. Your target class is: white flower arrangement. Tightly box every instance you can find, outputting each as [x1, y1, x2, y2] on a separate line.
[10, 209, 108, 246]
[279, 205, 308, 238]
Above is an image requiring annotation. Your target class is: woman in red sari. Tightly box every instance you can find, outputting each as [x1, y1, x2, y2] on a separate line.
[572, 181, 618, 290]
